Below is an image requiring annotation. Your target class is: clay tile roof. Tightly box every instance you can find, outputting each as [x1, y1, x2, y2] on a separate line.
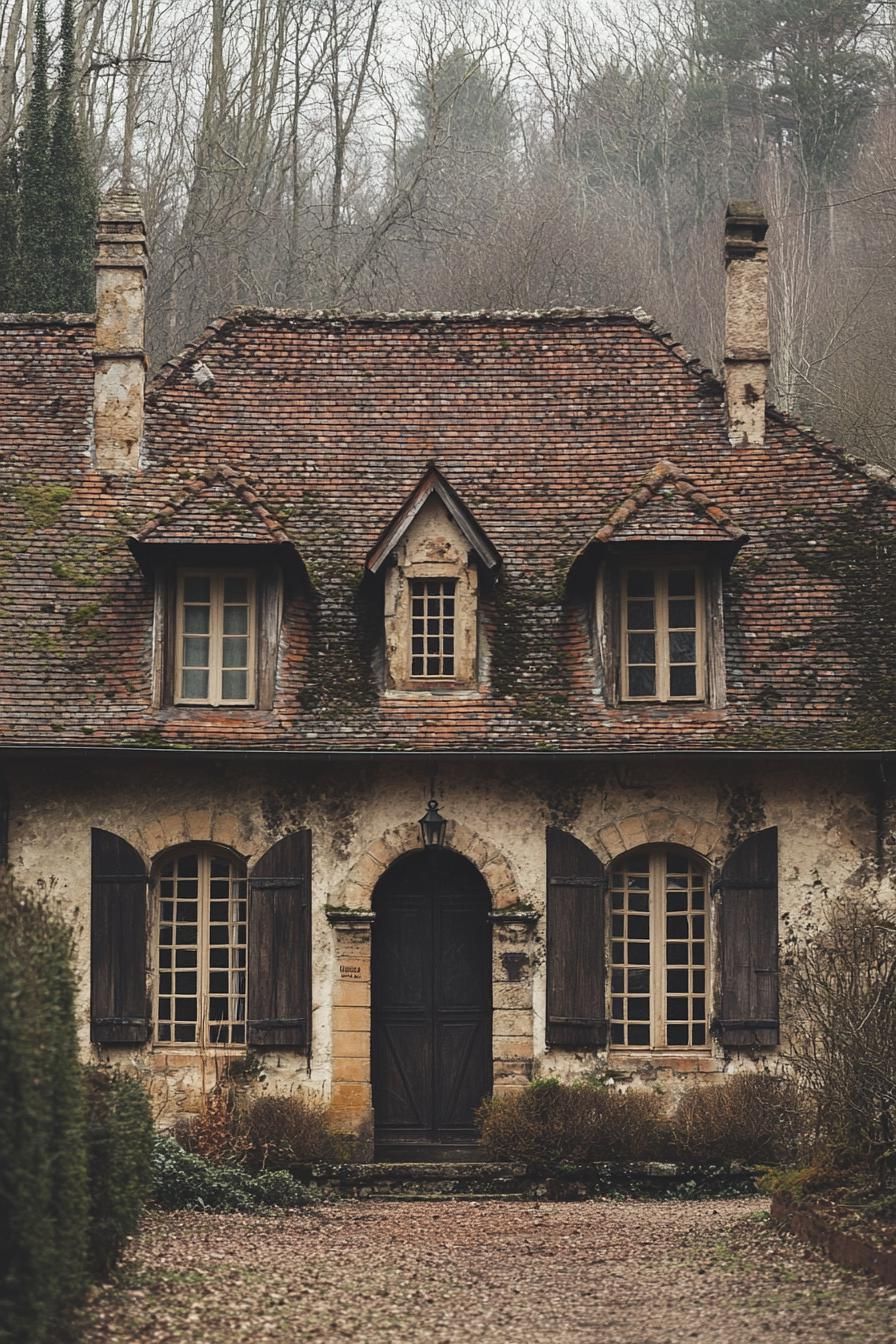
[367, 463, 501, 573]
[131, 463, 292, 548]
[590, 459, 748, 548]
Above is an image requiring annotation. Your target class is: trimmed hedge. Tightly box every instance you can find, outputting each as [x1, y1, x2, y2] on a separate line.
[0, 875, 88, 1344]
[151, 1133, 312, 1210]
[84, 1067, 155, 1276]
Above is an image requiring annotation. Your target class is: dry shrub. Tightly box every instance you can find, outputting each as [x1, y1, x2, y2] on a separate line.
[175, 1083, 249, 1168]
[671, 1073, 803, 1166]
[477, 1079, 668, 1168]
[780, 893, 896, 1172]
[244, 1095, 352, 1169]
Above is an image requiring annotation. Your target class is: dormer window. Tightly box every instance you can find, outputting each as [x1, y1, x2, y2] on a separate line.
[621, 566, 705, 702]
[570, 460, 748, 712]
[366, 466, 501, 694]
[175, 570, 257, 705]
[410, 579, 457, 679]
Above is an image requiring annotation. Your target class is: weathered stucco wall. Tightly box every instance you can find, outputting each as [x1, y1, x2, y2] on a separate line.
[7, 754, 884, 1132]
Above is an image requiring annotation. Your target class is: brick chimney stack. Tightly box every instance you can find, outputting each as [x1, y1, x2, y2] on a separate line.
[93, 189, 147, 473]
[723, 201, 769, 448]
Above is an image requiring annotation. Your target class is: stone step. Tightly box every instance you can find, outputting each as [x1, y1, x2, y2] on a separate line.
[299, 1159, 759, 1202]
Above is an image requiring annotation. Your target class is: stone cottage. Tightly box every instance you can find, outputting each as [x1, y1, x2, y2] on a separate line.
[1, 193, 894, 1158]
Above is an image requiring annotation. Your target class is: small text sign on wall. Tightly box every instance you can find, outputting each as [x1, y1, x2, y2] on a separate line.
[339, 962, 364, 980]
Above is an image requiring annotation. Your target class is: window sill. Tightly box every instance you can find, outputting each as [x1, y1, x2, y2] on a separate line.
[609, 1051, 719, 1074]
[382, 686, 485, 700]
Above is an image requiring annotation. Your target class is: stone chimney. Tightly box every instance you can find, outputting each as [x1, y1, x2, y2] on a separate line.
[93, 190, 147, 473]
[723, 201, 769, 448]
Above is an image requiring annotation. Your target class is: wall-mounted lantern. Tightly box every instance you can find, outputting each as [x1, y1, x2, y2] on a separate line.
[419, 798, 447, 849]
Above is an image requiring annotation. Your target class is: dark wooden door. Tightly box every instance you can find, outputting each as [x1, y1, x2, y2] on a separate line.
[372, 850, 492, 1153]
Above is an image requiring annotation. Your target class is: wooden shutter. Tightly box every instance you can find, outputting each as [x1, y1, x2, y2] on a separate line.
[247, 829, 311, 1050]
[546, 826, 608, 1048]
[90, 828, 149, 1044]
[715, 826, 779, 1047]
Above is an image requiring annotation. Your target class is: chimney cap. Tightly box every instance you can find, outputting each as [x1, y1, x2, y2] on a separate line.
[97, 187, 144, 224]
[725, 200, 768, 251]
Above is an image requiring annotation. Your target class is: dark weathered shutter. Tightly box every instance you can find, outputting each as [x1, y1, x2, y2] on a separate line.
[546, 826, 607, 1048]
[247, 829, 311, 1050]
[90, 828, 149, 1044]
[715, 826, 779, 1047]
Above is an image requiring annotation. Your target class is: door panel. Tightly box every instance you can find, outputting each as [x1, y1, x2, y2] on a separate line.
[372, 851, 492, 1151]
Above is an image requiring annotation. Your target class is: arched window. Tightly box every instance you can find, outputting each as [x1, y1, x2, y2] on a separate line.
[609, 846, 709, 1050]
[154, 848, 247, 1046]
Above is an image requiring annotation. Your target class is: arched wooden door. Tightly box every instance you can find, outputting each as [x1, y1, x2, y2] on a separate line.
[372, 849, 492, 1158]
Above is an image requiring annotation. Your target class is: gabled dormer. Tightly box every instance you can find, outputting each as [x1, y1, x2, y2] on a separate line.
[572, 461, 747, 709]
[129, 464, 309, 710]
[367, 465, 500, 692]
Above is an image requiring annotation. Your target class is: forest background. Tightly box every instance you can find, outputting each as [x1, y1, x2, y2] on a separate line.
[0, 0, 894, 467]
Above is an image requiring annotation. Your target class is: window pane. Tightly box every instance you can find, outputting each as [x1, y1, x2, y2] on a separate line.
[628, 666, 656, 697]
[627, 571, 655, 597]
[222, 637, 248, 669]
[181, 669, 209, 699]
[184, 605, 210, 634]
[626, 600, 655, 630]
[183, 576, 210, 603]
[668, 599, 696, 628]
[667, 570, 695, 597]
[669, 666, 697, 698]
[222, 576, 248, 603]
[669, 632, 696, 663]
[223, 605, 248, 635]
[182, 636, 209, 668]
[221, 670, 248, 700]
[628, 633, 656, 665]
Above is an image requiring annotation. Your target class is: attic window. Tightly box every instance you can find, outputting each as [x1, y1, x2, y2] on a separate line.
[410, 579, 456, 678]
[621, 567, 705, 702]
[175, 571, 256, 706]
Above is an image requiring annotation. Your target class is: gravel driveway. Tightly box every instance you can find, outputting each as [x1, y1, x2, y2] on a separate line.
[79, 1198, 896, 1343]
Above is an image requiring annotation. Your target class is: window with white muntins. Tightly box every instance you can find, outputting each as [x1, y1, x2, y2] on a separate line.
[621, 566, 704, 701]
[609, 847, 709, 1049]
[155, 849, 248, 1046]
[176, 571, 256, 705]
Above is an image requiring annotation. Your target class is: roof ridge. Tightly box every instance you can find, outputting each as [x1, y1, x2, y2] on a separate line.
[0, 312, 95, 327]
[146, 304, 719, 398]
[133, 462, 290, 544]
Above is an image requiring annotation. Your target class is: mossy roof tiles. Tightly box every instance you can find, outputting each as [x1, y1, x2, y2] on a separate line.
[1, 307, 894, 753]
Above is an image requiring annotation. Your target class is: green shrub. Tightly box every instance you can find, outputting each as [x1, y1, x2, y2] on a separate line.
[0, 875, 88, 1344]
[84, 1068, 154, 1277]
[244, 1094, 352, 1169]
[477, 1078, 669, 1168]
[670, 1073, 804, 1166]
[151, 1133, 312, 1210]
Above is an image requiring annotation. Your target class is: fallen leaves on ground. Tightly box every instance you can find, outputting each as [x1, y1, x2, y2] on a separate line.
[77, 1197, 896, 1343]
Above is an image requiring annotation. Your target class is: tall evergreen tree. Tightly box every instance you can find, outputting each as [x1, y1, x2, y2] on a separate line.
[0, 145, 19, 309]
[17, 0, 53, 310]
[48, 0, 96, 310]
